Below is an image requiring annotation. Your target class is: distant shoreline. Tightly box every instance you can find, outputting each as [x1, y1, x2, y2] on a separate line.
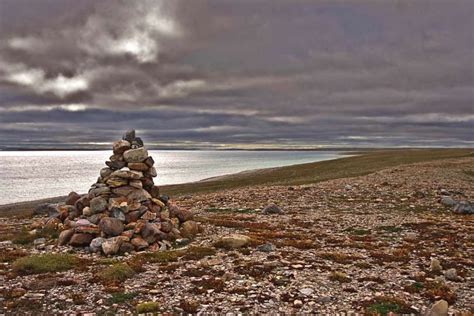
[1, 148, 472, 218]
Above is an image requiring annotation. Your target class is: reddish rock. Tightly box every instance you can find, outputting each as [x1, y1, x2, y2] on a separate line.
[128, 162, 149, 171]
[141, 222, 161, 243]
[58, 229, 75, 246]
[75, 225, 100, 235]
[160, 221, 173, 233]
[99, 217, 124, 236]
[69, 233, 94, 247]
[141, 210, 157, 221]
[125, 211, 141, 223]
[131, 237, 149, 250]
[169, 204, 193, 222]
[65, 192, 81, 206]
[121, 230, 134, 240]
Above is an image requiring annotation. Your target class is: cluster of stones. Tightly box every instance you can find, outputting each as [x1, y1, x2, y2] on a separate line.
[438, 189, 473, 214]
[47, 130, 199, 255]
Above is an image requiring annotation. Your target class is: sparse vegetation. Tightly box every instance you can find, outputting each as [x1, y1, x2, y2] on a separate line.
[98, 263, 136, 284]
[181, 246, 216, 260]
[136, 301, 160, 313]
[376, 225, 402, 233]
[12, 253, 78, 274]
[11, 226, 59, 245]
[424, 281, 457, 304]
[363, 296, 415, 315]
[107, 292, 138, 305]
[345, 227, 371, 235]
[329, 271, 351, 283]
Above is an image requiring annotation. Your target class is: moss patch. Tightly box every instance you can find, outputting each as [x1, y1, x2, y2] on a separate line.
[12, 253, 78, 274]
[98, 263, 136, 284]
[107, 292, 138, 305]
[363, 296, 415, 315]
[136, 301, 160, 313]
[329, 271, 351, 283]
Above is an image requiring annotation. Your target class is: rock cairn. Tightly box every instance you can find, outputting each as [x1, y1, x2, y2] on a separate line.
[46, 130, 199, 255]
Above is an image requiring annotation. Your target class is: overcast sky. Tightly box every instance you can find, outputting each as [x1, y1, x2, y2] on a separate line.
[0, 0, 472, 149]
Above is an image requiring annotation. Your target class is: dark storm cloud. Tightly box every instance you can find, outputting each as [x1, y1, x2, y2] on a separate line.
[0, 0, 472, 149]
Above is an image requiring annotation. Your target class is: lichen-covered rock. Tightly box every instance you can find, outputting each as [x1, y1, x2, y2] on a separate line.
[106, 177, 129, 187]
[123, 147, 148, 163]
[102, 237, 122, 256]
[426, 300, 448, 316]
[112, 140, 131, 154]
[111, 170, 143, 180]
[217, 234, 251, 249]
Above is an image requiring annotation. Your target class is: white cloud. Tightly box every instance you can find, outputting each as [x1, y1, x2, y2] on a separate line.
[78, 1, 181, 63]
[5, 64, 89, 98]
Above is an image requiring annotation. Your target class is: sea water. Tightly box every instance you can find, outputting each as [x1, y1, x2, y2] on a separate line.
[0, 150, 346, 204]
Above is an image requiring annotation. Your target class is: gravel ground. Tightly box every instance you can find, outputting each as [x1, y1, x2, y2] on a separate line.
[0, 157, 473, 315]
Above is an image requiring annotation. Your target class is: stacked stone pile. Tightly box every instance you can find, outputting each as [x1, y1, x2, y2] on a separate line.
[43, 130, 199, 255]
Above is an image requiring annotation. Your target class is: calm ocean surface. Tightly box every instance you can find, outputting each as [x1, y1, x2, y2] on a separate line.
[0, 150, 346, 205]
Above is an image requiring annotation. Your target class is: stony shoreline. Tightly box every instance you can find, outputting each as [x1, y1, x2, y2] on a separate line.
[0, 155, 473, 314]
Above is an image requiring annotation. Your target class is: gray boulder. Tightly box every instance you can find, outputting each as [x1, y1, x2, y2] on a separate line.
[90, 196, 107, 213]
[90, 237, 106, 253]
[263, 203, 284, 215]
[440, 196, 456, 207]
[453, 201, 473, 214]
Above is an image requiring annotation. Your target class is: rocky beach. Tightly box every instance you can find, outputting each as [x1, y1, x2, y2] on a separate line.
[0, 149, 473, 315]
